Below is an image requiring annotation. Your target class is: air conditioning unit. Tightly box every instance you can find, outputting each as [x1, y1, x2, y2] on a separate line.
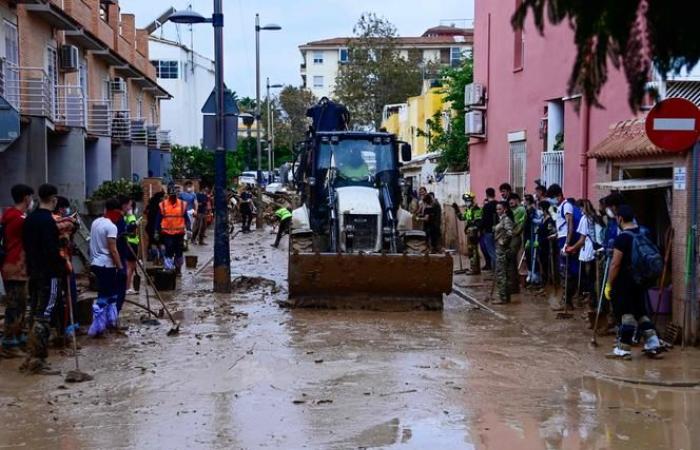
[465, 110, 485, 135]
[465, 83, 485, 106]
[111, 77, 126, 93]
[60, 45, 79, 72]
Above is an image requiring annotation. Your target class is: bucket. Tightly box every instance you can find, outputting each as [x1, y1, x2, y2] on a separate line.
[185, 255, 198, 269]
[153, 269, 177, 291]
[647, 287, 671, 315]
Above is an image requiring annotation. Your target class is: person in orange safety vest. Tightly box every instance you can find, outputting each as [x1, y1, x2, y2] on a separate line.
[157, 186, 189, 272]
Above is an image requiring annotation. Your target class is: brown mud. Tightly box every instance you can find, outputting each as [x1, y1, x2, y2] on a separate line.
[1, 228, 699, 449]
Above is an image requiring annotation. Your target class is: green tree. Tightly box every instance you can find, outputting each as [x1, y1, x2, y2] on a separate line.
[512, 1, 700, 110]
[334, 13, 424, 128]
[168, 145, 244, 187]
[278, 86, 316, 144]
[417, 58, 473, 172]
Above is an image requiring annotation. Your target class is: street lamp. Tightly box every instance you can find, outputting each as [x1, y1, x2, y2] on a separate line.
[167, 4, 231, 293]
[255, 13, 282, 185]
[239, 112, 255, 170]
[266, 77, 283, 181]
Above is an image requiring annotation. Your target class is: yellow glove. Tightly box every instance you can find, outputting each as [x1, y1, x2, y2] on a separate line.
[604, 283, 612, 301]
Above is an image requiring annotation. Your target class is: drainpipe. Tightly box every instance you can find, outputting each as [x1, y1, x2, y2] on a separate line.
[579, 99, 591, 198]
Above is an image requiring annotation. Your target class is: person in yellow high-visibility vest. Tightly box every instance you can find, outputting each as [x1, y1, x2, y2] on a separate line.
[124, 203, 140, 294]
[271, 207, 292, 248]
[158, 186, 188, 272]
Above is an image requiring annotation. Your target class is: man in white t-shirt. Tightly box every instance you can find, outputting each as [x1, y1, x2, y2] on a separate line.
[89, 198, 123, 335]
[546, 184, 579, 310]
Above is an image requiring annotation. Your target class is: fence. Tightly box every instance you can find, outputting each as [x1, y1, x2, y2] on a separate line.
[111, 109, 131, 141]
[56, 85, 85, 127]
[541, 150, 564, 189]
[87, 99, 111, 136]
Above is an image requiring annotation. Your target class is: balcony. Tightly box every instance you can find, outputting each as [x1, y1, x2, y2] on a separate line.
[541, 150, 564, 189]
[158, 130, 171, 151]
[130, 117, 147, 144]
[300, 63, 306, 75]
[87, 99, 111, 136]
[55, 85, 85, 127]
[111, 109, 131, 141]
[146, 125, 160, 148]
[0, 63, 53, 119]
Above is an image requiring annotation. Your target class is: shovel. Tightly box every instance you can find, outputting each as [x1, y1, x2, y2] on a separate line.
[452, 209, 467, 275]
[556, 253, 574, 319]
[64, 275, 93, 383]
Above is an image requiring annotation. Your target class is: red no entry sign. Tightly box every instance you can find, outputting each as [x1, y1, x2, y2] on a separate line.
[645, 97, 700, 152]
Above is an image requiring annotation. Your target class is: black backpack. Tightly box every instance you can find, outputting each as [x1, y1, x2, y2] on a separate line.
[622, 230, 664, 286]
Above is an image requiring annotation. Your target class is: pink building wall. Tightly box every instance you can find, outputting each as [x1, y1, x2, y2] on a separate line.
[470, 0, 637, 202]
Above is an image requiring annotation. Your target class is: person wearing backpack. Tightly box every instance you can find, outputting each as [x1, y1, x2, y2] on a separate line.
[570, 199, 604, 311]
[1, 184, 34, 359]
[604, 204, 662, 358]
[546, 184, 582, 311]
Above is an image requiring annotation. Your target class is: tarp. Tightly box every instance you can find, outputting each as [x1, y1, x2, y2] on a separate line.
[595, 178, 672, 191]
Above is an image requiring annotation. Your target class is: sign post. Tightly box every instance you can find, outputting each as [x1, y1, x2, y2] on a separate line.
[645, 97, 700, 345]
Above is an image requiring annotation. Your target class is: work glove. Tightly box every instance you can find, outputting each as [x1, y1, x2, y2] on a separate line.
[604, 283, 613, 301]
[524, 240, 531, 250]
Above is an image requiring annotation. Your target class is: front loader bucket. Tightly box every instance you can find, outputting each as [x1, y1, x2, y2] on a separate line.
[288, 252, 453, 310]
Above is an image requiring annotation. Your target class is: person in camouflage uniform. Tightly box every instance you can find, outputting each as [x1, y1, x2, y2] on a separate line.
[452, 192, 483, 274]
[508, 193, 526, 294]
[493, 202, 514, 304]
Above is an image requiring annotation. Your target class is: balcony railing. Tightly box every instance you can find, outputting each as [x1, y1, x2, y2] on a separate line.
[130, 117, 147, 144]
[0, 63, 54, 119]
[146, 125, 160, 148]
[541, 150, 564, 189]
[158, 130, 171, 151]
[56, 85, 85, 127]
[87, 99, 111, 136]
[111, 109, 131, 141]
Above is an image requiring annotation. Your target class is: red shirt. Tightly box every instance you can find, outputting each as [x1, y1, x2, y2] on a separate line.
[1, 207, 27, 281]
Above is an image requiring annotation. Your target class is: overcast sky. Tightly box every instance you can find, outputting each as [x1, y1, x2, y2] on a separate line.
[120, 0, 474, 98]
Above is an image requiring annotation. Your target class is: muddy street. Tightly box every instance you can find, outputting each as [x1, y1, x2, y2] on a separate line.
[1, 228, 699, 449]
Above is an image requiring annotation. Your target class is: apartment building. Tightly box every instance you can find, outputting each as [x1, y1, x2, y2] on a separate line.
[0, 0, 171, 207]
[299, 25, 473, 98]
[146, 12, 215, 148]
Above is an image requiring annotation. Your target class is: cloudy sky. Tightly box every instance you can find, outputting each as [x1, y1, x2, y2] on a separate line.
[121, 0, 474, 98]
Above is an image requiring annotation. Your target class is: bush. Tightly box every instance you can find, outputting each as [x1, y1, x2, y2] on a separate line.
[90, 179, 143, 202]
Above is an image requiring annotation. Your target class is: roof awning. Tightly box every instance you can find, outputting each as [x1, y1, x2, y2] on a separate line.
[595, 178, 672, 191]
[88, 49, 124, 66]
[588, 118, 668, 160]
[114, 65, 142, 78]
[65, 29, 104, 51]
[24, 3, 78, 30]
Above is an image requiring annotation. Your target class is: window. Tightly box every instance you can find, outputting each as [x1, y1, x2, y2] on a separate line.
[313, 51, 324, 64]
[313, 76, 324, 88]
[509, 140, 527, 197]
[339, 48, 349, 64]
[46, 46, 58, 116]
[3, 20, 19, 108]
[450, 47, 463, 67]
[151, 60, 179, 79]
[513, 0, 525, 70]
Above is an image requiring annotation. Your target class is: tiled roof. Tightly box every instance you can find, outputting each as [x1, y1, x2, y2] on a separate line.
[300, 34, 473, 49]
[587, 118, 668, 160]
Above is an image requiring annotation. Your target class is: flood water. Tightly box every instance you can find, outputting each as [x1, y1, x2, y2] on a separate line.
[1, 229, 699, 449]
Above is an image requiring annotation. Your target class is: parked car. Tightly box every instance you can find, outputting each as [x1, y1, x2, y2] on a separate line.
[239, 171, 258, 187]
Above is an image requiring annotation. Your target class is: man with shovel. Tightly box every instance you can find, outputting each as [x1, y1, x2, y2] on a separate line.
[452, 192, 482, 274]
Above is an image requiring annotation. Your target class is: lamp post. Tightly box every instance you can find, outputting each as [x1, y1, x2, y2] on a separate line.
[255, 14, 281, 185]
[168, 3, 231, 293]
[266, 77, 283, 181]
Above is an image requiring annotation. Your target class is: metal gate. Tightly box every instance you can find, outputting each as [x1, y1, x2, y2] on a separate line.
[541, 150, 564, 189]
[509, 140, 527, 197]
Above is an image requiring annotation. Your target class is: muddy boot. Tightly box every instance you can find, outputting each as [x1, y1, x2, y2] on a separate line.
[551, 301, 572, 312]
[20, 358, 60, 375]
[642, 332, 662, 357]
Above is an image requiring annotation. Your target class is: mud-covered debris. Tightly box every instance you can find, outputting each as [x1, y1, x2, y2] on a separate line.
[314, 359, 324, 364]
[292, 399, 306, 404]
[231, 276, 276, 293]
[316, 399, 333, 405]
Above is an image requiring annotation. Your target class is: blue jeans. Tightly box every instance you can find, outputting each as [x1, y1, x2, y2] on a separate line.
[91, 265, 117, 303]
[481, 232, 496, 268]
[557, 237, 579, 303]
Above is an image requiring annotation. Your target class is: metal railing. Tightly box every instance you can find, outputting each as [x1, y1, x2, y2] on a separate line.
[111, 109, 131, 141]
[56, 85, 85, 127]
[0, 63, 53, 119]
[158, 129, 172, 151]
[87, 99, 112, 136]
[146, 125, 160, 148]
[130, 117, 147, 144]
[0, 59, 20, 111]
[541, 150, 564, 189]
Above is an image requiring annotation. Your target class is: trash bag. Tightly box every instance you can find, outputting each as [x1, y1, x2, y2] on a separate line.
[88, 301, 107, 337]
[106, 302, 119, 328]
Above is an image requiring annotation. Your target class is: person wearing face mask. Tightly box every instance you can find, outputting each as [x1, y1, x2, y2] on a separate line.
[1, 184, 34, 358]
[452, 192, 483, 274]
[51, 196, 78, 342]
[21, 184, 66, 374]
[124, 201, 140, 295]
[493, 201, 514, 304]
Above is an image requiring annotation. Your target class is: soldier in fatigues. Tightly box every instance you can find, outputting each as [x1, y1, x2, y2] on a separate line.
[508, 193, 526, 294]
[452, 192, 483, 274]
[493, 202, 514, 304]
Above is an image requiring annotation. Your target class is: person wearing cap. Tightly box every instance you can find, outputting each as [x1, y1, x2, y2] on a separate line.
[452, 192, 483, 274]
[158, 186, 189, 273]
